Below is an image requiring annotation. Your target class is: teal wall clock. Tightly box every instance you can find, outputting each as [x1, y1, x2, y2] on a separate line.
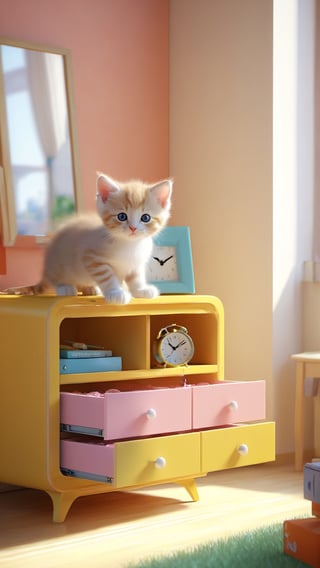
[146, 226, 195, 294]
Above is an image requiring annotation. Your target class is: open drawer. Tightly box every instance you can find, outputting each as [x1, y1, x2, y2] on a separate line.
[192, 380, 266, 429]
[60, 385, 192, 441]
[60, 431, 201, 487]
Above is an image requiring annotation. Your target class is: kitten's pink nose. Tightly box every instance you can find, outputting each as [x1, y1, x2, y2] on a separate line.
[129, 226, 137, 233]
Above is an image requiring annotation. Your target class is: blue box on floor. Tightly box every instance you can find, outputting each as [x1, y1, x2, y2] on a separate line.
[304, 462, 320, 503]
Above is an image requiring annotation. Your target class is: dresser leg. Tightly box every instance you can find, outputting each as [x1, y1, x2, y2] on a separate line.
[178, 478, 199, 501]
[48, 491, 78, 522]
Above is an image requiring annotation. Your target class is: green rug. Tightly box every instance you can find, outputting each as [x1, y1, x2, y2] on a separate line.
[128, 522, 309, 567]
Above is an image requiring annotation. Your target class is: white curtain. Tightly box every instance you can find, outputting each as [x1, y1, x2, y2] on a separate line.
[25, 50, 67, 159]
[25, 50, 68, 217]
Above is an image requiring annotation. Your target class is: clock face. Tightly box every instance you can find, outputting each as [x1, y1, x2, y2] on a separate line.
[146, 245, 178, 282]
[159, 330, 194, 366]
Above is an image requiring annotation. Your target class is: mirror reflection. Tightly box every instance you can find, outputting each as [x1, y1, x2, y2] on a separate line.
[0, 42, 80, 238]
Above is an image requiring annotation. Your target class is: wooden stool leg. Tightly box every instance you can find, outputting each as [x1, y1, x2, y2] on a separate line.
[295, 361, 305, 471]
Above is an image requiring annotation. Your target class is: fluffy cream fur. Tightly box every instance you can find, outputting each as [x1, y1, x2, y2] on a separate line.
[28, 173, 172, 304]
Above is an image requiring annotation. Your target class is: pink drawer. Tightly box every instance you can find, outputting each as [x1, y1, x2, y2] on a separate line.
[192, 380, 265, 429]
[60, 431, 200, 486]
[61, 437, 115, 483]
[60, 386, 192, 441]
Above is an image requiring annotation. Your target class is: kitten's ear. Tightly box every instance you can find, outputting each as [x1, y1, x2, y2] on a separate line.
[150, 179, 173, 208]
[96, 173, 121, 203]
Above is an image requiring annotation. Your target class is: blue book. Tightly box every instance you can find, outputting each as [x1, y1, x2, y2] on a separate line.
[60, 356, 122, 374]
[60, 349, 112, 359]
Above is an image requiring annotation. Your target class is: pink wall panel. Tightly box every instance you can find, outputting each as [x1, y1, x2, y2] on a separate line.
[0, 0, 169, 287]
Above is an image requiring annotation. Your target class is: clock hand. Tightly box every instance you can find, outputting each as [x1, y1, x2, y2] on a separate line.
[175, 340, 187, 348]
[161, 255, 174, 265]
[169, 340, 187, 352]
[152, 255, 174, 266]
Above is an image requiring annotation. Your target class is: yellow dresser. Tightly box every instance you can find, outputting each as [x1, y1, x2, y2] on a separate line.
[0, 295, 275, 522]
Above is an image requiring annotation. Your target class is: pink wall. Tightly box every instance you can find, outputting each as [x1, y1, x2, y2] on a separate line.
[0, 0, 169, 287]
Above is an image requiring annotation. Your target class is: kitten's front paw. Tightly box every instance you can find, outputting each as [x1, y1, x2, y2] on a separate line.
[56, 284, 78, 296]
[104, 288, 131, 304]
[132, 285, 159, 299]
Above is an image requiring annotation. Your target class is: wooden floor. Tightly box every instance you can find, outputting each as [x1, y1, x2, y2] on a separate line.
[0, 463, 311, 568]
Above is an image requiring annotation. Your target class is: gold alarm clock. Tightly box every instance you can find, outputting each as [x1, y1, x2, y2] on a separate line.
[153, 324, 194, 367]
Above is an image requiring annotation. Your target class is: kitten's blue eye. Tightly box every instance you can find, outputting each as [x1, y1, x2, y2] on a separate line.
[117, 212, 127, 222]
[141, 213, 151, 223]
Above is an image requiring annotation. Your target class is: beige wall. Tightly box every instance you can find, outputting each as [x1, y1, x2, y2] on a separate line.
[169, 0, 273, 404]
[169, 0, 318, 457]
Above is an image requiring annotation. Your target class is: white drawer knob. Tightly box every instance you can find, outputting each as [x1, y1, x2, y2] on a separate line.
[229, 400, 238, 411]
[238, 443, 249, 456]
[146, 408, 157, 420]
[154, 456, 166, 469]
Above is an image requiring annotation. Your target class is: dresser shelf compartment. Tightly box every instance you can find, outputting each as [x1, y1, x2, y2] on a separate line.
[60, 314, 149, 371]
[150, 313, 218, 366]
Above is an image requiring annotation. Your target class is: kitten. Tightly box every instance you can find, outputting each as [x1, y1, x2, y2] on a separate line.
[4, 173, 172, 304]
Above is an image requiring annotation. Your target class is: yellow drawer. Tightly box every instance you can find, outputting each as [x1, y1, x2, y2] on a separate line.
[201, 422, 275, 472]
[61, 431, 201, 488]
[116, 432, 200, 487]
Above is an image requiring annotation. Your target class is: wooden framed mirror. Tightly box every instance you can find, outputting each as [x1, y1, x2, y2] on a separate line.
[0, 38, 82, 246]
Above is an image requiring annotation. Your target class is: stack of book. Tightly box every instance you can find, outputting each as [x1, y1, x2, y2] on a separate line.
[60, 342, 122, 374]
